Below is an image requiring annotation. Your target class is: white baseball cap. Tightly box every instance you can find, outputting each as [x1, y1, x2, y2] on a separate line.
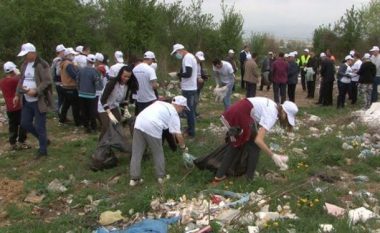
[195, 51, 205, 61]
[228, 49, 235, 54]
[56, 44, 66, 53]
[114, 51, 124, 63]
[144, 51, 156, 59]
[171, 43, 185, 55]
[304, 48, 310, 53]
[363, 53, 371, 59]
[289, 52, 296, 57]
[345, 55, 354, 61]
[292, 51, 298, 55]
[17, 43, 36, 56]
[3, 61, 17, 73]
[320, 52, 326, 58]
[95, 52, 104, 62]
[64, 47, 78, 56]
[87, 54, 96, 63]
[75, 45, 84, 53]
[370, 46, 379, 52]
[284, 53, 289, 58]
[172, 95, 189, 110]
[349, 50, 355, 56]
[282, 101, 298, 126]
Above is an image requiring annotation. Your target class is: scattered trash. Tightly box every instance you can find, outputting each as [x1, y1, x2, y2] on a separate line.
[247, 225, 260, 233]
[342, 142, 353, 150]
[353, 175, 369, 183]
[308, 115, 321, 124]
[216, 209, 240, 224]
[348, 207, 376, 225]
[47, 179, 67, 193]
[319, 224, 334, 233]
[347, 122, 356, 130]
[324, 203, 345, 217]
[98, 210, 125, 226]
[358, 149, 377, 159]
[24, 190, 45, 204]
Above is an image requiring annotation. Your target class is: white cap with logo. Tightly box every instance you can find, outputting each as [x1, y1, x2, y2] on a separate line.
[320, 52, 326, 58]
[370, 46, 379, 52]
[172, 95, 189, 110]
[304, 48, 310, 53]
[95, 52, 104, 62]
[345, 55, 354, 61]
[363, 53, 371, 59]
[56, 44, 66, 53]
[17, 43, 36, 57]
[87, 54, 96, 63]
[64, 47, 78, 56]
[282, 101, 298, 126]
[171, 43, 185, 55]
[3, 61, 17, 73]
[195, 51, 205, 61]
[115, 51, 124, 63]
[144, 51, 156, 59]
[75, 45, 84, 54]
[228, 49, 235, 54]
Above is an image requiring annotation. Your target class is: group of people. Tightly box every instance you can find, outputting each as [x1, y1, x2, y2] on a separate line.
[3, 40, 379, 184]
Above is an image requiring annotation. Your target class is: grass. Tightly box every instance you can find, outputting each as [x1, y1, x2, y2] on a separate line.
[0, 83, 379, 233]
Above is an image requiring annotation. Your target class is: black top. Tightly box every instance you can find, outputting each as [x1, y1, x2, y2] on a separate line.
[358, 61, 376, 84]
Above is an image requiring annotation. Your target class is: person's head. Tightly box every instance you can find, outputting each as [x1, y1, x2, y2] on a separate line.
[195, 51, 205, 63]
[353, 52, 361, 60]
[95, 52, 104, 65]
[17, 43, 37, 62]
[171, 43, 186, 60]
[3, 61, 17, 75]
[86, 54, 96, 65]
[114, 50, 124, 63]
[56, 44, 66, 58]
[278, 52, 285, 58]
[344, 55, 354, 66]
[212, 58, 223, 69]
[362, 53, 371, 61]
[243, 45, 250, 52]
[75, 45, 84, 54]
[349, 50, 355, 57]
[228, 49, 235, 57]
[251, 52, 257, 60]
[64, 47, 78, 61]
[278, 101, 298, 131]
[116, 65, 133, 84]
[82, 46, 90, 55]
[171, 95, 189, 113]
[268, 51, 274, 58]
[304, 48, 309, 55]
[320, 52, 327, 60]
[288, 53, 295, 61]
[370, 46, 379, 56]
[310, 51, 315, 57]
[143, 51, 156, 65]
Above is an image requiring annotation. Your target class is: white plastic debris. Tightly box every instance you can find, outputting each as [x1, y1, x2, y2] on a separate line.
[308, 115, 321, 124]
[47, 179, 68, 193]
[348, 207, 376, 225]
[248, 226, 260, 233]
[319, 224, 334, 233]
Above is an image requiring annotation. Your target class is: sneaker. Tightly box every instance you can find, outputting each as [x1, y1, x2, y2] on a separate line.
[18, 142, 31, 150]
[157, 174, 170, 184]
[129, 178, 144, 187]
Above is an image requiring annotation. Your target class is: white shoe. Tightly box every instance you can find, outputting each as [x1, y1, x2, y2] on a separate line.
[157, 174, 170, 184]
[129, 178, 143, 186]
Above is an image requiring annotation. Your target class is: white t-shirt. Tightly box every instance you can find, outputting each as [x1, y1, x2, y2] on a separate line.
[74, 54, 87, 68]
[351, 59, 362, 82]
[341, 64, 352, 84]
[98, 82, 128, 113]
[23, 62, 38, 102]
[247, 97, 278, 131]
[133, 63, 157, 103]
[213, 61, 234, 85]
[134, 101, 181, 139]
[108, 63, 125, 78]
[181, 53, 198, 91]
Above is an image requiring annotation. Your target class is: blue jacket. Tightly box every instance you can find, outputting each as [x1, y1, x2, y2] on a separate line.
[77, 66, 103, 98]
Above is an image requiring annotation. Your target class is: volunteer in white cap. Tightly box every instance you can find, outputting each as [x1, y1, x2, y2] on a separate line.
[133, 51, 159, 115]
[260, 51, 274, 91]
[14, 42, 53, 158]
[51, 44, 66, 113]
[370, 46, 380, 102]
[73, 45, 90, 68]
[194, 51, 207, 118]
[170, 43, 198, 138]
[0, 61, 29, 150]
[225, 49, 238, 74]
[336, 55, 354, 109]
[196, 97, 298, 183]
[350, 52, 362, 105]
[129, 95, 189, 186]
[300, 48, 311, 92]
[108, 50, 126, 78]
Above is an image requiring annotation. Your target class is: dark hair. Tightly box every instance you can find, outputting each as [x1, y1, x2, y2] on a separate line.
[103, 54, 109, 65]
[251, 52, 257, 59]
[354, 53, 361, 59]
[212, 58, 222, 66]
[278, 52, 285, 58]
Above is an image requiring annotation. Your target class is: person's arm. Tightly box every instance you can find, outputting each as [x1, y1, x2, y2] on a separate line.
[337, 64, 347, 79]
[66, 64, 78, 80]
[177, 66, 193, 78]
[254, 127, 273, 157]
[100, 78, 117, 110]
[175, 133, 186, 149]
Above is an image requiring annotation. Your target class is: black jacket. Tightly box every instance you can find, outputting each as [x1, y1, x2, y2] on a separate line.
[320, 58, 335, 83]
[358, 61, 376, 84]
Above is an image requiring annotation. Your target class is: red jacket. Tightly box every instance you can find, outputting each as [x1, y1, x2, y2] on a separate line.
[0, 74, 21, 112]
[271, 58, 288, 84]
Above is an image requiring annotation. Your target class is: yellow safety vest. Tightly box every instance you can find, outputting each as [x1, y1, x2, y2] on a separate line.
[300, 55, 310, 66]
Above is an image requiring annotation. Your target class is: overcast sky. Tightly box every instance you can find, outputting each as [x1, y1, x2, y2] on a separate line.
[160, 0, 369, 41]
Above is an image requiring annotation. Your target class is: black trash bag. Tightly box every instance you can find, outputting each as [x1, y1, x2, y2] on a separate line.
[90, 146, 118, 171]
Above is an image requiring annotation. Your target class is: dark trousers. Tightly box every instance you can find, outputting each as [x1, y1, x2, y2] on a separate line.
[240, 66, 245, 89]
[60, 88, 81, 126]
[135, 100, 156, 116]
[182, 90, 197, 137]
[349, 81, 358, 104]
[288, 84, 296, 102]
[319, 81, 334, 106]
[55, 85, 65, 112]
[216, 142, 261, 180]
[306, 81, 315, 98]
[301, 70, 306, 91]
[337, 81, 350, 108]
[7, 110, 27, 145]
[371, 76, 380, 102]
[259, 71, 271, 90]
[245, 82, 256, 97]
[79, 97, 97, 130]
[21, 101, 47, 154]
[273, 83, 287, 104]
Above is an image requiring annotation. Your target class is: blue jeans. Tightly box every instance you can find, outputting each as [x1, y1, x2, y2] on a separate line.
[372, 76, 380, 102]
[181, 90, 197, 137]
[21, 101, 47, 154]
[223, 82, 234, 110]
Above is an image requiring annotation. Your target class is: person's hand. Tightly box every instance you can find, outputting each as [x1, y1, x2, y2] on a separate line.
[180, 144, 189, 153]
[26, 88, 37, 97]
[107, 111, 119, 124]
[13, 96, 19, 108]
[272, 153, 289, 171]
[14, 68, 20, 75]
[123, 108, 131, 119]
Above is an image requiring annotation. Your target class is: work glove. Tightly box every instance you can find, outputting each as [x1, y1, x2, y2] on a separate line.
[107, 112, 119, 124]
[123, 108, 132, 119]
[272, 153, 289, 171]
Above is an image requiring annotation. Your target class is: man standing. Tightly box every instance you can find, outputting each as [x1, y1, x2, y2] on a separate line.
[74, 45, 90, 68]
[287, 53, 299, 102]
[260, 51, 274, 91]
[318, 53, 335, 106]
[195, 51, 207, 117]
[370, 46, 380, 102]
[225, 49, 238, 74]
[171, 44, 198, 138]
[129, 96, 189, 186]
[358, 53, 376, 109]
[133, 51, 159, 115]
[350, 53, 362, 104]
[51, 44, 66, 113]
[212, 59, 235, 109]
[337, 56, 354, 109]
[14, 43, 53, 157]
[239, 45, 251, 89]
[243, 53, 260, 97]
[300, 49, 311, 92]
[271, 52, 288, 104]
